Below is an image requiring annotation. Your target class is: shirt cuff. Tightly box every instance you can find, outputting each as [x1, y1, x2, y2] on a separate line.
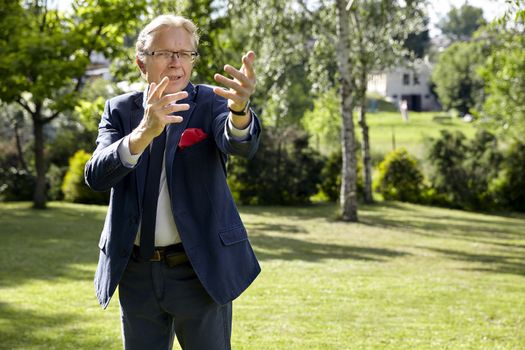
[226, 115, 253, 141]
[118, 135, 142, 168]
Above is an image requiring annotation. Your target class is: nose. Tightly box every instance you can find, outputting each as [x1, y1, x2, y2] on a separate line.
[168, 57, 182, 68]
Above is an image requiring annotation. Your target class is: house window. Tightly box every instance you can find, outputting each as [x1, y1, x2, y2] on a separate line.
[413, 74, 420, 85]
[392, 94, 398, 99]
[403, 73, 410, 85]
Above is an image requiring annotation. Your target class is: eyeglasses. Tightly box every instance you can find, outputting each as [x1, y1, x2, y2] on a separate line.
[143, 50, 199, 63]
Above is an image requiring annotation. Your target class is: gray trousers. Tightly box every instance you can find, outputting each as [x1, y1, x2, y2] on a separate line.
[118, 256, 232, 350]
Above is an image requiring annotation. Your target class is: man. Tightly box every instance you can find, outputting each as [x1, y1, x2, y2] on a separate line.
[84, 14, 261, 350]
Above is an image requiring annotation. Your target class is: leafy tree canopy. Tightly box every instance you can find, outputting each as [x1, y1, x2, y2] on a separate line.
[437, 2, 487, 42]
[475, 2, 525, 138]
[431, 40, 485, 114]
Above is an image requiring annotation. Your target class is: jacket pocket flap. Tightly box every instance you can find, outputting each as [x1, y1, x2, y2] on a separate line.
[218, 225, 248, 246]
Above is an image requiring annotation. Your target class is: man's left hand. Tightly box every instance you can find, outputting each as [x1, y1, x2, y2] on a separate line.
[213, 51, 256, 116]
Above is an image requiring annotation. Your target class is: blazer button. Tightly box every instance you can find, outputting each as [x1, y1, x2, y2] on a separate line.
[130, 216, 139, 225]
[121, 249, 129, 257]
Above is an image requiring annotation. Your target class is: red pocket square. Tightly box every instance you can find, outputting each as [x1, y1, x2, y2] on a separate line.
[178, 128, 208, 150]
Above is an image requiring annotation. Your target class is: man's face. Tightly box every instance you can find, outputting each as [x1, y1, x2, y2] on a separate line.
[137, 26, 195, 95]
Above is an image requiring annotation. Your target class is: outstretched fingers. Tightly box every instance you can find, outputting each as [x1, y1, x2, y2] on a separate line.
[213, 51, 257, 108]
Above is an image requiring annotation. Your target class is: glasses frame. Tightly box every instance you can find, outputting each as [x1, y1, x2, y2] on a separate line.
[143, 50, 199, 63]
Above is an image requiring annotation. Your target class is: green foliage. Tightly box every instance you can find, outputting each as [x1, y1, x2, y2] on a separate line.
[46, 124, 98, 168]
[437, 3, 487, 42]
[62, 150, 108, 204]
[426, 130, 503, 210]
[74, 78, 124, 132]
[432, 41, 485, 115]
[302, 88, 341, 154]
[0, 0, 150, 207]
[476, 16, 525, 138]
[403, 15, 430, 59]
[426, 130, 470, 208]
[0, 167, 35, 201]
[228, 128, 324, 205]
[228, 1, 314, 128]
[0, 0, 147, 106]
[463, 130, 503, 208]
[317, 149, 364, 203]
[46, 164, 66, 201]
[489, 141, 525, 212]
[373, 148, 424, 203]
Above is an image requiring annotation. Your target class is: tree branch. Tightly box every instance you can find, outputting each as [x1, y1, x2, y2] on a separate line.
[16, 99, 34, 116]
[42, 110, 61, 124]
[39, 0, 49, 33]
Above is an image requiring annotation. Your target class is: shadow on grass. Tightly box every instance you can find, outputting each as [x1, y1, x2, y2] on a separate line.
[0, 301, 118, 349]
[424, 247, 525, 277]
[0, 203, 104, 287]
[359, 201, 525, 240]
[250, 234, 408, 262]
[242, 203, 409, 262]
[0, 301, 75, 348]
[240, 203, 339, 223]
[360, 201, 525, 277]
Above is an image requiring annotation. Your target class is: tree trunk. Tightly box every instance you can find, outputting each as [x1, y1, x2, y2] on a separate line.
[14, 119, 28, 171]
[32, 112, 47, 209]
[336, 0, 358, 222]
[358, 90, 373, 204]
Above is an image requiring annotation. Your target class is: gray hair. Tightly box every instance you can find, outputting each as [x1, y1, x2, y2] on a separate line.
[135, 15, 199, 59]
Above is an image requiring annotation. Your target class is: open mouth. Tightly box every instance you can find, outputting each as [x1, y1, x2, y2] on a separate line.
[168, 75, 183, 82]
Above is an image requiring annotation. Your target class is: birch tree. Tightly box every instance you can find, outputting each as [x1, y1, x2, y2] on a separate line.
[347, 0, 426, 203]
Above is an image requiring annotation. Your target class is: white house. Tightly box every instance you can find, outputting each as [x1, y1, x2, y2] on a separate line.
[367, 58, 440, 111]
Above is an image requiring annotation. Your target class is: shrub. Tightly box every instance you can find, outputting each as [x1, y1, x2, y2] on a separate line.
[489, 141, 525, 212]
[62, 150, 109, 204]
[426, 130, 503, 210]
[462, 130, 503, 209]
[374, 148, 424, 203]
[0, 167, 35, 201]
[228, 128, 324, 205]
[426, 130, 470, 208]
[47, 164, 66, 201]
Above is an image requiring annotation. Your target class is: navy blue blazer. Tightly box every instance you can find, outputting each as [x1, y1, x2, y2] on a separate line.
[85, 83, 261, 308]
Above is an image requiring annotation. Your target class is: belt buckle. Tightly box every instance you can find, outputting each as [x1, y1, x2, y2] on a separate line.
[150, 250, 162, 262]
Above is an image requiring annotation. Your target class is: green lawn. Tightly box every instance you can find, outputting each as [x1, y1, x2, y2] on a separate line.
[360, 111, 477, 163]
[1, 201, 524, 349]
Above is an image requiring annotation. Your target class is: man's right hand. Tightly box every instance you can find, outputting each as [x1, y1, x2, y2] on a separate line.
[129, 76, 190, 155]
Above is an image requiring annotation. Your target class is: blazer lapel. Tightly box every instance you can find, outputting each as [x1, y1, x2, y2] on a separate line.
[130, 84, 198, 211]
[132, 92, 149, 212]
[166, 83, 197, 194]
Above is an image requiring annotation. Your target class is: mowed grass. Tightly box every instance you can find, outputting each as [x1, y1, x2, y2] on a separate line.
[1, 201, 524, 349]
[360, 111, 477, 162]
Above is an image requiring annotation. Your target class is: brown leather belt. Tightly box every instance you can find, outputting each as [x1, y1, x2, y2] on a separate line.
[132, 243, 188, 267]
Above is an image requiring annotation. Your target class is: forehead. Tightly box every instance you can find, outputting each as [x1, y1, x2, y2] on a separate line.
[148, 26, 194, 50]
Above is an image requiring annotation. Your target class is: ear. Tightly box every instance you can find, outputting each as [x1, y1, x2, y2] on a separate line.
[136, 56, 146, 75]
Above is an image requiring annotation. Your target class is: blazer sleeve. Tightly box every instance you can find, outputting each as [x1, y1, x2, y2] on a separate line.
[210, 92, 261, 159]
[84, 98, 138, 192]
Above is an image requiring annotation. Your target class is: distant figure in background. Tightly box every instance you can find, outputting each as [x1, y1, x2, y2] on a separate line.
[400, 99, 409, 122]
